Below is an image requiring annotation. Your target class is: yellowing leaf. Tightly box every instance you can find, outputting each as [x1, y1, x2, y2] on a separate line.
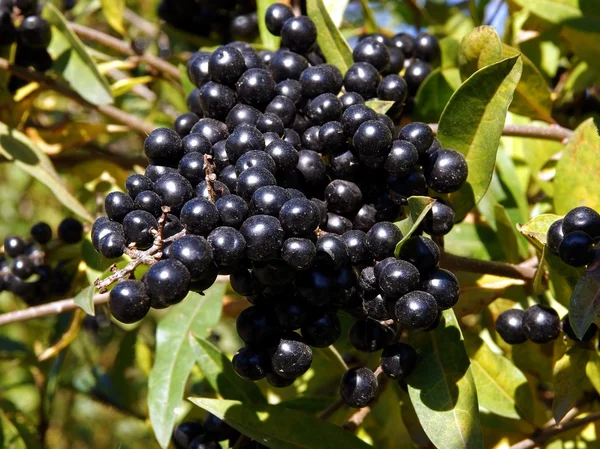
[100, 0, 125, 35]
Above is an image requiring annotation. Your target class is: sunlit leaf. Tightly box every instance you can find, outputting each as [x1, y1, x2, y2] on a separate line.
[189, 398, 372, 449]
[395, 196, 435, 255]
[513, 0, 581, 23]
[552, 339, 591, 423]
[148, 285, 225, 448]
[438, 56, 523, 220]
[364, 100, 395, 115]
[100, 0, 125, 35]
[73, 285, 95, 316]
[407, 310, 483, 449]
[256, 0, 280, 51]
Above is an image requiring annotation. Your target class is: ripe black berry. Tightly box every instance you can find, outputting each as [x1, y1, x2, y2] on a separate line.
[383, 47, 406, 76]
[240, 215, 285, 261]
[384, 140, 418, 177]
[178, 152, 205, 186]
[256, 113, 285, 136]
[200, 81, 237, 120]
[301, 309, 341, 347]
[225, 104, 261, 131]
[394, 291, 439, 331]
[280, 16, 317, 54]
[380, 343, 417, 380]
[281, 238, 316, 270]
[30, 222, 52, 245]
[342, 230, 368, 265]
[236, 167, 277, 201]
[209, 45, 246, 86]
[399, 122, 434, 155]
[562, 206, 600, 240]
[426, 149, 469, 193]
[173, 422, 206, 449]
[377, 74, 408, 103]
[341, 104, 378, 137]
[269, 332, 313, 379]
[266, 95, 297, 127]
[265, 140, 299, 173]
[191, 118, 229, 145]
[340, 92, 365, 110]
[422, 268, 460, 310]
[11, 255, 34, 279]
[236, 68, 276, 108]
[378, 259, 420, 298]
[388, 33, 414, 57]
[126, 174, 154, 199]
[207, 226, 246, 267]
[18, 16, 51, 49]
[300, 66, 340, 98]
[325, 180, 362, 215]
[154, 173, 194, 215]
[546, 219, 564, 256]
[414, 32, 440, 63]
[276, 79, 303, 104]
[196, 179, 231, 202]
[404, 60, 432, 95]
[265, 3, 295, 36]
[169, 235, 214, 280]
[225, 123, 265, 162]
[215, 194, 248, 229]
[340, 367, 378, 408]
[315, 234, 349, 269]
[353, 37, 391, 71]
[144, 127, 183, 164]
[187, 52, 211, 87]
[270, 50, 309, 82]
[174, 113, 200, 137]
[4, 236, 26, 257]
[279, 198, 320, 237]
[236, 305, 278, 345]
[343, 62, 381, 100]
[180, 198, 220, 236]
[105, 191, 134, 223]
[353, 120, 392, 158]
[232, 346, 267, 381]
[523, 304, 560, 344]
[99, 231, 126, 259]
[399, 237, 439, 277]
[423, 199, 455, 236]
[143, 259, 191, 308]
[559, 231, 594, 267]
[306, 93, 343, 125]
[109, 280, 150, 324]
[58, 218, 83, 244]
[348, 319, 393, 352]
[365, 222, 402, 260]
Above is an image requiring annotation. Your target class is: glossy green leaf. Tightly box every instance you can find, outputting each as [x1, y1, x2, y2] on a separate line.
[0, 408, 27, 449]
[148, 285, 226, 448]
[459, 27, 552, 122]
[257, 0, 280, 51]
[100, 0, 125, 34]
[517, 214, 561, 250]
[494, 204, 521, 264]
[395, 196, 435, 256]
[307, 0, 353, 75]
[364, 382, 413, 449]
[438, 56, 523, 220]
[554, 119, 600, 214]
[0, 121, 94, 223]
[407, 310, 483, 449]
[413, 69, 457, 123]
[552, 340, 590, 423]
[73, 285, 95, 316]
[513, 0, 581, 23]
[464, 332, 534, 422]
[44, 4, 113, 105]
[189, 336, 266, 404]
[322, 0, 349, 27]
[364, 100, 395, 115]
[189, 398, 373, 449]
[568, 266, 600, 341]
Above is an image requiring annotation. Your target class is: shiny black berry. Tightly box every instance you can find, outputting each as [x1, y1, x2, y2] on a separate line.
[398, 236, 440, 276]
[343, 62, 381, 100]
[58, 218, 84, 244]
[154, 173, 194, 215]
[423, 199, 455, 236]
[269, 332, 313, 379]
[174, 113, 200, 137]
[4, 236, 26, 257]
[280, 16, 317, 54]
[143, 259, 191, 308]
[105, 191, 134, 223]
[353, 37, 391, 71]
[144, 127, 183, 164]
[30, 222, 52, 245]
[281, 238, 316, 270]
[366, 222, 402, 260]
[207, 226, 246, 267]
[421, 269, 459, 310]
[172, 421, 206, 449]
[325, 180, 362, 215]
[496, 309, 527, 345]
[209, 45, 246, 86]
[379, 259, 420, 298]
[399, 122, 434, 155]
[169, 235, 214, 280]
[215, 194, 248, 229]
[306, 93, 343, 125]
[200, 81, 237, 120]
[340, 367, 378, 408]
[240, 215, 285, 261]
[404, 60, 432, 95]
[546, 219, 564, 256]
[279, 198, 320, 237]
[384, 140, 418, 177]
[109, 280, 150, 324]
[232, 346, 267, 381]
[180, 198, 220, 236]
[414, 32, 440, 64]
[301, 309, 341, 347]
[559, 231, 594, 267]
[265, 140, 299, 173]
[562, 206, 600, 240]
[126, 174, 154, 199]
[236, 305, 278, 345]
[270, 50, 309, 82]
[394, 291, 439, 331]
[523, 304, 560, 344]
[349, 319, 393, 352]
[265, 3, 295, 36]
[18, 16, 51, 49]
[236, 68, 276, 108]
[341, 104, 378, 138]
[353, 120, 392, 158]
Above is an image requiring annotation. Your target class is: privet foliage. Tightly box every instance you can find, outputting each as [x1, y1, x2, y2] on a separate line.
[0, 1, 599, 449]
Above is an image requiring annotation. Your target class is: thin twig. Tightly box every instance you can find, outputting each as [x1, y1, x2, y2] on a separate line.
[123, 8, 159, 37]
[318, 398, 345, 421]
[428, 123, 573, 143]
[508, 412, 600, 449]
[441, 253, 537, 281]
[343, 406, 372, 433]
[204, 154, 217, 204]
[0, 293, 109, 327]
[0, 57, 155, 136]
[68, 22, 180, 80]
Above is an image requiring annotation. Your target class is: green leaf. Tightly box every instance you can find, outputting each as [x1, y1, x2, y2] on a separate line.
[464, 332, 534, 422]
[100, 0, 125, 35]
[148, 285, 225, 448]
[189, 398, 373, 449]
[44, 3, 113, 105]
[73, 285, 95, 316]
[513, 0, 581, 23]
[189, 336, 266, 404]
[554, 119, 600, 214]
[552, 340, 591, 423]
[394, 196, 435, 256]
[493, 204, 521, 264]
[278, 396, 338, 414]
[413, 69, 458, 123]
[517, 214, 561, 250]
[307, 0, 353, 75]
[322, 0, 349, 27]
[111, 76, 153, 97]
[0, 121, 94, 223]
[407, 310, 483, 449]
[256, 0, 280, 51]
[568, 266, 600, 341]
[459, 27, 552, 122]
[438, 56, 523, 220]
[0, 408, 27, 449]
[585, 350, 600, 396]
[364, 100, 395, 115]
[358, 0, 379, 33]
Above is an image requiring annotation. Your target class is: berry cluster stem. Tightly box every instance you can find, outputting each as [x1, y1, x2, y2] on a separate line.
[428, 123, 573, 143]
[441, 253, 537, 281]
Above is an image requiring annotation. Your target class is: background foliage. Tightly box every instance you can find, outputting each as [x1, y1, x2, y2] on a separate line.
[0, 0, 599, 448]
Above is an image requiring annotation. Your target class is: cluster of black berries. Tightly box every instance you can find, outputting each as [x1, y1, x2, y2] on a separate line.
[93, 4, 467, 409]
[172, 414, 256, 449]
[158, 0, 258, 42]
[546, 206, 600, 268]
[0, 0, 53, 92]
[0, 218, 83, 304]
[346, 30, 439, 117]
[496, 305, 598, 345]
